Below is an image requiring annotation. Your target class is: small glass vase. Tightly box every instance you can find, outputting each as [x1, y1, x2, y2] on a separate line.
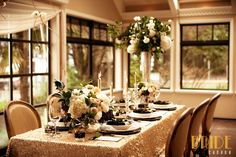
[139, 96, 149, 108]
[141, 51, 152, 83]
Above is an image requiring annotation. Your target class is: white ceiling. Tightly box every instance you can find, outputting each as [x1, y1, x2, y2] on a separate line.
[113, 0, 236, 20]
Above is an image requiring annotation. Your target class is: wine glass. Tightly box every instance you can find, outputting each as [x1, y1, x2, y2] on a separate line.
[155, 86, 161, 102]
[48, 105, 61, 136]
[131, 87, 140, 109]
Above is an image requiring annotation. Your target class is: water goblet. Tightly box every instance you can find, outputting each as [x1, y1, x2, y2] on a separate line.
[48, 106, 61, 136]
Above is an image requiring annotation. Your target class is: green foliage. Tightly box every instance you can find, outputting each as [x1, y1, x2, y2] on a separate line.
[67, 65, 92, 90]
[58, 91, 72, 112]
[33, 82, 48, 105]
[0, 100, 7, 112]
[107, 16, 171, 58]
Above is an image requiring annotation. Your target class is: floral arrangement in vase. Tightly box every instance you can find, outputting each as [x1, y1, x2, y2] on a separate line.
[107, 16, 172, 59]
[137, 82, 160, 103]
[51, 81, 111, 133]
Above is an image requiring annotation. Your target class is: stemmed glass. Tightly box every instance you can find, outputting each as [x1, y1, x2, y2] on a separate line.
[155, 85, 161, 102]
[48, 106, 61, 136]
[131, 87, 140, 109]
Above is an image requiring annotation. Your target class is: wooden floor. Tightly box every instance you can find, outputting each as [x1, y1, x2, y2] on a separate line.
[209, 119, 236, 157]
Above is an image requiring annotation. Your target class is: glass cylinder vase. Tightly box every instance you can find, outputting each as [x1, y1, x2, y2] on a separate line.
[141, 51, 151, 83]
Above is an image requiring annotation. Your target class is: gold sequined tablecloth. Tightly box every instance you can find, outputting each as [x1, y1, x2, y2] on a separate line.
[6, 105, 186, 157]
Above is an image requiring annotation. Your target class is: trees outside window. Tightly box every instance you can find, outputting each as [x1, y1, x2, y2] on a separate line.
[181, 23, 229, 90]
[66, 16, 114, 90]
[0, 23, 50, 112]
[129, 46, 171, 89]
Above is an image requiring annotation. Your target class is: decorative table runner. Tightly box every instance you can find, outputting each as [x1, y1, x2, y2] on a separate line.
[6, 105, 186, 157]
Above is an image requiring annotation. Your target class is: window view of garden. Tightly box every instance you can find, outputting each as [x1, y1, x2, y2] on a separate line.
[66, 16, 114, 90]
[181, 23, 229, 90]
[129, 49, 170, 89]
[0, 24, 50, 112]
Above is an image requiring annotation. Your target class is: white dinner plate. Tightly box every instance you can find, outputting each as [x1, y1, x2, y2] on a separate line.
[128, 111, 166, 120]
[152, 104, 177, 110]
[100, 122, 141, 134]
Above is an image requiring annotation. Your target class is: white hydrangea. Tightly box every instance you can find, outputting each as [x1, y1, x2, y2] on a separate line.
[160, 35, 172, 50]
[68, 95, 88, 119]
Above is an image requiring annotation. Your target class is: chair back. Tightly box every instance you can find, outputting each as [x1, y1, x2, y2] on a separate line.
[185, 98, 210, 157]
[165, 108, 193, 157]
[203, 93, 221, 136]
[46, 93, 62, 121]
[4, 100, 41, 138]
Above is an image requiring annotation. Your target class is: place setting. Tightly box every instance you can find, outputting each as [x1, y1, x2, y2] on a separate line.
[150, 101, 178, 111]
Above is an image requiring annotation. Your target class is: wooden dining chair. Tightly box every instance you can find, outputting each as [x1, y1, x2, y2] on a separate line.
[201, 93, 221, 156]
[4, 100, 41, 138]
[46, 93, 62, 121]
[164, 107, 194, 157]
[185, 98, 210, 157]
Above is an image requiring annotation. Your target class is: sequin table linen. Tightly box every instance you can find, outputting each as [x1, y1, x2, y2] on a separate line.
[7, 105, 186, 157]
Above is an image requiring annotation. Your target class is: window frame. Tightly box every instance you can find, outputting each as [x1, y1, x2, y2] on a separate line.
[0, 24, 51, 114]
[176, 18, 234, 93]
[66, 16, 115, 90]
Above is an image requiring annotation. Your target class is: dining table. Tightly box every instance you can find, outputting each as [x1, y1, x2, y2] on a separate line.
[6, 104, 186, 157]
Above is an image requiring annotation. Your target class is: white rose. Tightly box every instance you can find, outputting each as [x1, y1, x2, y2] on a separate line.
[143, 36, 150, 44]
[127, 44, 136, 54]
[115, 38, 122, 44]
[147, 21, 155, 30]
[94, 111, 102, 120]
[148, 87, 153, 93]
[72, 89, 80, 96]
[96, 93, 109, 102]
[133, 16, 141, 21]
[160, 35, 172, 50]
[82, 88, 90, 96]
[149, 29, 156, 37]
[101, 102, 109, 112]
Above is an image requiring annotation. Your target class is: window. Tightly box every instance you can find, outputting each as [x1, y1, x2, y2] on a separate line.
[180, 23, 229, 90]
[0, 24, 51, 113]
[129, 49, 171, 89]
[66, 16, 114, 90]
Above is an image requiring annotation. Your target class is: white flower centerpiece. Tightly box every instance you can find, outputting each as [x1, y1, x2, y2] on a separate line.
[108, 16, 172, 82]
[108, 16, 171, 58]
[137, 82, 160, 104]
[68, 85, 110, 132]
[52, 81, 111, 133]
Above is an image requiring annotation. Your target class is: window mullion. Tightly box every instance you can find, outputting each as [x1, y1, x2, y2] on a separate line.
[10, 34, 13, 100]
